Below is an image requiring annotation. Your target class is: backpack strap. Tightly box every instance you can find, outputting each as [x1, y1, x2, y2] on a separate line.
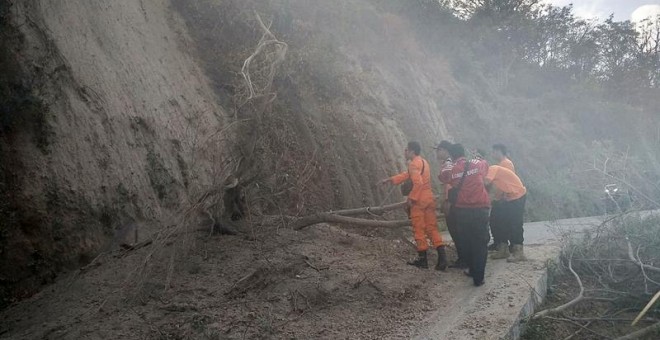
[456, 160, 471, 192]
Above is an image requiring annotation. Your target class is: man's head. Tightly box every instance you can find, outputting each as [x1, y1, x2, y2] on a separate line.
[449, 143, 465, 160]
[475, 148, 487, 160]
[405, 141, 421, 160]
[492, 143, 508, 161]
[434, 140, 453, 161]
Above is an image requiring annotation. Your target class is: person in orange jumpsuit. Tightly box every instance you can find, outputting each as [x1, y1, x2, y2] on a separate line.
[381, 141, 447, 270]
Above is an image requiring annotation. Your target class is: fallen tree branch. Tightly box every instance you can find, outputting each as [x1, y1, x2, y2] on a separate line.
[627, 239, 660, 274]
[544, 317, 611, 339]
[615, 321, 660, 340]
[533, 254, 584, 319]
[294, 213, 411, 230]
[327, 201, 409, 217]
[292, 199, 444, 230]
[562, 320, 593, 340]
[292, 200, 407, 230]
[632, 290, 660, 326]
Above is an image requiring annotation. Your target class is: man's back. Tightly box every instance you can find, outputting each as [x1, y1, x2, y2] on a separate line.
[439, 157, 490, 208]
[486, 165, 526, 201]
[408, 155, 434, 202]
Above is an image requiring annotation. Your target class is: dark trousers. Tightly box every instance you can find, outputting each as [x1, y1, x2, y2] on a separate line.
[446, 210, 465, 261]
[507, 195, 526, 245]
[492, 195, 526, 245]
[489, 201, 506, 245]
[454, 207, 490, 285]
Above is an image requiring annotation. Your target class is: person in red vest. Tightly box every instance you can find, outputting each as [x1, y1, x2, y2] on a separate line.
[434, 140, 467, 269]
[439, 143, 490, 286]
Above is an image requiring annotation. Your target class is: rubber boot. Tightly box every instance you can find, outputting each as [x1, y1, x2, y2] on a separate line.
[449, 258, 467, 269]
[435, 246, 448, 271]
[407, 251, 428, 269]
[490, 242, 510, 260]
[507, 244, 527, 262]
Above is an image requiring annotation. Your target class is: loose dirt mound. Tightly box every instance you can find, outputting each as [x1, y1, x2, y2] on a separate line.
[0, 222, 455, 339]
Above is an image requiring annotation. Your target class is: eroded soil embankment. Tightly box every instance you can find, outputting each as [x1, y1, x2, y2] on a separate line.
[1, 0, 225, 307]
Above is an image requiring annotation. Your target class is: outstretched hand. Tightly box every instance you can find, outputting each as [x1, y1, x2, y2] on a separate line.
[407, 197, 415, 207]
[379, 178, 392, 186]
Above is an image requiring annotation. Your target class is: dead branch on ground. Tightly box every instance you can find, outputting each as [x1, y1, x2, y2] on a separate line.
[533, 253, 584, 319]
[615, 321, 660, 340]
[294, 213, 411, 230]
[627, 239, 660, 274]
[528, 211, 660, 338]
[292, 200, 408, 230]
[632, 290, 660, 326]
[292, 197, 445, 230]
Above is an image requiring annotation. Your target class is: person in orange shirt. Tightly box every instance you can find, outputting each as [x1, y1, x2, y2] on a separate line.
[492, 144, 515, 172]
[484, 165, 527, 262]
[488, 143, 516, 251]
[381, 141, 447, 270]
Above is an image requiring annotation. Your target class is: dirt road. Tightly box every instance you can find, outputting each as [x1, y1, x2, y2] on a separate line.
[418, 215, 609, 339]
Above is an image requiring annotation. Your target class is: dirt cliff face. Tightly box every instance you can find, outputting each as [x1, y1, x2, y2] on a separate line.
[1, 0, 228, 306]
[171, 0, 457, 214]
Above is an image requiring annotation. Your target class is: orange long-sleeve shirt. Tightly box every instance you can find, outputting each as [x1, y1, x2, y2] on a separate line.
[494, 157, 516, 200]
[390, 155, 434, 203]
[485, 165, 526, 201]
[499, 157, 515, 173]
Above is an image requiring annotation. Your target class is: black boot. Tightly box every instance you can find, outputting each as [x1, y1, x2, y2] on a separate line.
[435, 246, 448, 271]
[449, 259, 467, 269]
[407, 251, 428, 269]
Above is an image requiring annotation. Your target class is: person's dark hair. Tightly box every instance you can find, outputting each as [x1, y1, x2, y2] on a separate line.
[449, 143, 465, 159]
[434, 140, 453, 151]
[492, 143, 508, 156]
[476, 148, 487, 159]
[407, 141, 421, 155]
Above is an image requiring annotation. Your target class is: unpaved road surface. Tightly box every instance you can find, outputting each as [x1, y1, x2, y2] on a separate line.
[418, 215, 610, 340]
[0, 216, 605, 340]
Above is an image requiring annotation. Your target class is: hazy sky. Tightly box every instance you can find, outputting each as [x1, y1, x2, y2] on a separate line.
[545, 1, 660, 22]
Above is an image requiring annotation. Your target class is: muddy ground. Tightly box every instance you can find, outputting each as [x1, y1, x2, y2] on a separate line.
[0, 218, 554, 340]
